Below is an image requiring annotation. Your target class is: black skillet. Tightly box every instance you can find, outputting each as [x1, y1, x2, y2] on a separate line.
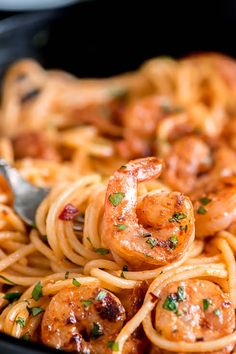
[0, 0, 235, 352]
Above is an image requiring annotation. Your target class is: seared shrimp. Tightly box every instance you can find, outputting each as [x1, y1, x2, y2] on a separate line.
[102, 157, 195, 268]
[194, 177, 236, 238]
[155, 279, 235, 354]
[117, 95, 175, 158]
[162, 136, 211, 193]
[41, 284, 126, 353]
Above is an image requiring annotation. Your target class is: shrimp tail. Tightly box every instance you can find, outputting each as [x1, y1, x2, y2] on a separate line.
[120, 157, 163, 182]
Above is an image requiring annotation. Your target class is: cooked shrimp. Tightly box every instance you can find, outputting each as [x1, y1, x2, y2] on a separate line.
[194, 177, 236, 238]
[156, 104, 225, 157]
[155, 279, 235, 354]
[41, 284, 126, 353]
[102, 157, 195, 268]
[117, 95, 175, 158]
[162, 136, 211, 193]
[209, 145, 236, 178]
[118, 282, 149, 354]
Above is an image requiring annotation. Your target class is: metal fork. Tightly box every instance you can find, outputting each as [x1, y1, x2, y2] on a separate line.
[0, 159, 49, 226]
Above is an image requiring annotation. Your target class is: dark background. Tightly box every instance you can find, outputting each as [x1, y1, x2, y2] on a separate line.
[0, 0, 236, 353]
[0, 0, 236, 80]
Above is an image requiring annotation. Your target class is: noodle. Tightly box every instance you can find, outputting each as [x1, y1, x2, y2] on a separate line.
[0, 53, 235, 353]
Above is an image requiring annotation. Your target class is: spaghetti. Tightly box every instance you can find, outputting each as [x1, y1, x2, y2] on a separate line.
[0, 53, 235, 353]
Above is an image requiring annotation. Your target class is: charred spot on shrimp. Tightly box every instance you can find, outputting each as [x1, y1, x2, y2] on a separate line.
[174, 194, 185, 208]
[94, 291, 125, 322]
[150, 292, 158, 303]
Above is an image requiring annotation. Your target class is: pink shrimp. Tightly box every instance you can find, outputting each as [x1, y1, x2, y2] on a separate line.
[102, 157, 195, 268]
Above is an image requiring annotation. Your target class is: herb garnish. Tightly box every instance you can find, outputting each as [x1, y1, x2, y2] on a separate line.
[72, 278, 81, 287]
[163, 294, 178, 313]
[16, 317, 25, 328]
[107, 341, 119, 351]
[28, 307, 44, 317]
[169, 213, 187, 223]
[91, 322, 103, 339]
[108, 192, 125, 207]
[169, 235, 178, 249]
[199, 197, 211, 205]
[4, 292, 22, 303]
[0, 275, 17, 285]
[95, 248, 110, 255]
[146, 237, 157, 249]
[81, 298, 93, 309]
[96, 291, 107, 301]
[177, 286, 185, 301]
[32, 281, 43, 301]
[115, 224, 127, 231]
[203, 298, 212, 311]
[143, 232, 152, 237]
[197, 206, 207, 215]
[22, 334, 30, 341]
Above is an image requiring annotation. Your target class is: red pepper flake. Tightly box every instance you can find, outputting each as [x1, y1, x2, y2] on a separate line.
[150, 292, 158, 303]
[59, 203, 80, 221]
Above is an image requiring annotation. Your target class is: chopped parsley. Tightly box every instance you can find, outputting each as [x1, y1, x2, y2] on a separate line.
[163, 287, 186, 313]
[96, 290, 107, 301]
[91, 322, 103, 339]
[119, 165, 127, 170]
[197, 205, 207, 215]
[163, 295, 178, 313]
[4, 292, 22, 303]
[122, 265, 129, 271]
[143, 232, 152, 237]
[107, 340, 119, 351]
[169, 235, 178, 249]
[108, 192, 125, 207]
[32, 281, 42, 301]
[0, 275, 17, 285]
[81, 298, 93, 309]
[144, 253, 152, 258]
[65, 271, 69, 279]
[72, 278, 81, 287]
[169, 213, 187, 223]
[177, 286, 185, 301]
[203, 298, 212, 311]
[179, 225, 188, 232]
[16, 317, 25, 328]
[22, 333, 30, 341]
[28, 307, 44, 317]
[115, 224, 127, 231]
[146, 237, 157, 249]
[213, 309, 222, 317]
[199, 197, 211, 205]
[95, 248, 110, 255]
